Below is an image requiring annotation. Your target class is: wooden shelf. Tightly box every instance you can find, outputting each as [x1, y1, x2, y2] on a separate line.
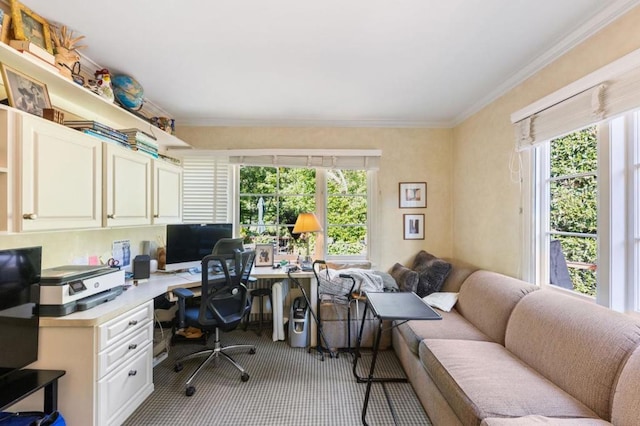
[0, 42, 190, 151]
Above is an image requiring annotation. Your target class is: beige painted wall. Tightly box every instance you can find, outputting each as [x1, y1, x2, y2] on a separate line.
[176, 126, 454, 271]
[0, 226, 164, 269]
[452, 5, 640, 277]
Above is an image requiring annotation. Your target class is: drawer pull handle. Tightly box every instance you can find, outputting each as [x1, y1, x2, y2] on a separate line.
[128, 370, 137, 376]
[128, 320, 138, 326]
[23, 213, 37, 220]
[107, 214, 116, 219]
[128, 344, 138, 350]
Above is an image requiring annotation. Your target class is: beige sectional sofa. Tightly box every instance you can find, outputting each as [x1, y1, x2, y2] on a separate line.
[392, 260, 640, 425]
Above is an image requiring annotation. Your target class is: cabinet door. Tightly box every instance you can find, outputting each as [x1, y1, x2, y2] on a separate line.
[104, 144, 151, 227]
[19, 115, 102, 231]
[152, 160, 182, 224]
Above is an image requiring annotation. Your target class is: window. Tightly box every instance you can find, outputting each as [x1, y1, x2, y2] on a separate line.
[530, 114, 639, 312]
[536, 127, 598, 297]
[239, 166, 369, 260]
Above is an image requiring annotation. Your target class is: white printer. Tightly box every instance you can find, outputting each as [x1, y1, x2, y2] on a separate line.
[40, 265, 125, 316]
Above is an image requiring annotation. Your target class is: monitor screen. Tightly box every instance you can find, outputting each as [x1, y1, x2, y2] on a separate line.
[0, 246, 41, 380]
[165, 223, 233, 268]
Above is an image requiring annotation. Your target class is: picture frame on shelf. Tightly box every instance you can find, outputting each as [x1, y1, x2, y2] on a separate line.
[255, 244, 275, 267]
[0, 9, 11, 45]
[10, 0, 53, 54]
[399, 182, 427, 208]
[403, 214, 425, 240]
[0, 63, 51, 117]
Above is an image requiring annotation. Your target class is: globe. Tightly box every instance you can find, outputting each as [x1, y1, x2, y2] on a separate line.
[112, 74, 144, 110]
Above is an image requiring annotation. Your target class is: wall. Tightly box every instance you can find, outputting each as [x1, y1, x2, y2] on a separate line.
[0, 225, 164, 269]
[452, 5, 640, 277]
[176, 126, 454, 271]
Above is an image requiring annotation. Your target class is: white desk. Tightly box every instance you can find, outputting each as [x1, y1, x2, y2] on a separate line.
[24, 268, 316, 426]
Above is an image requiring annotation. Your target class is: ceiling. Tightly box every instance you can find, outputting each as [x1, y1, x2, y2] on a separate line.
[22, 0, 640, 128]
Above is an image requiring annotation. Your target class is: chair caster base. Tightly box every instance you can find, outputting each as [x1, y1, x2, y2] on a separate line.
[174, 363, 183, 372]
[249, 348, 256, 355]
[241, 372, 249, 382]
[186, 386, 195, 396]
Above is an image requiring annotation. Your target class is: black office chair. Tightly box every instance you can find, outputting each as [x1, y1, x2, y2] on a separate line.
[212, 237, 244, 255]
[172, 252, 256, 396]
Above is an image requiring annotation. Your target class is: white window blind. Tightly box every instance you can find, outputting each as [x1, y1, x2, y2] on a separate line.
[513, 48, 640, 150]
[181, 156, 230, 223]
[228, 149, 381, 170]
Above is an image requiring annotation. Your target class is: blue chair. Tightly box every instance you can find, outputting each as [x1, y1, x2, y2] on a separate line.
[172, 251, 256, 396]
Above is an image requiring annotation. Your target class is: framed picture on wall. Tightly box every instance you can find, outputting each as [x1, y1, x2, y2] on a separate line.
[0, 63, 51, 117]
[255, 244, 275, 267]
[399, 182, 427, 208]
[403, 214, 425, 240]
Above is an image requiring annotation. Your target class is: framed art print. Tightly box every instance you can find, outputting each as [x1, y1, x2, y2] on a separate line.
[403, 214, 425, 240]
[10, 0, 53, 53]
[0, 63, 51, 117]
[255, 243, 275, 267]
[399, 182, 427, 208]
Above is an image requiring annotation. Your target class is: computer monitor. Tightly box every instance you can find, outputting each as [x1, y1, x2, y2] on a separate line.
[163, 223, 233, 271]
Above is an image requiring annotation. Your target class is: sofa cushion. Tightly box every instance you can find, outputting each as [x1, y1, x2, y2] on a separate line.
[481, 416, 612, 425]
[611, 344, 640, 426]
[506, 291, 640, 421]
[396, 308, 492, 355]
[420, 339, 601, 426]
[440, 258, 479, 293]
[456, 270, 538, 345]
[390, 263, 419, 293]
[412, 250, 452, 297]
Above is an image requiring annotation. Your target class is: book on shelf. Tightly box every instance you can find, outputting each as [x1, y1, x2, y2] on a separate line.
[81, 129, 129, 147]
[9, 40, 55, 65]
[64, 120, 129, 143]
[119, 128, 159, 149]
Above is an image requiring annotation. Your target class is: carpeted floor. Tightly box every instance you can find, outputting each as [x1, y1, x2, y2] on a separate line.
[124, 328, 431, 425]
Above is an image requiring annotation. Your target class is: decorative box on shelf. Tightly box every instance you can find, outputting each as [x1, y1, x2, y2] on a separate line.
[42, 108, 64, 124]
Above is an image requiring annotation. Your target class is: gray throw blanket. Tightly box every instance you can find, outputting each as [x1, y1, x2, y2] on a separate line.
[317, 268, 384, 303]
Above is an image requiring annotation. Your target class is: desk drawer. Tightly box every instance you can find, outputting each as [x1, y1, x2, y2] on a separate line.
[97, 342, 153, 426]
[98, 301, 153, 350]
[98, 322, 152, 378]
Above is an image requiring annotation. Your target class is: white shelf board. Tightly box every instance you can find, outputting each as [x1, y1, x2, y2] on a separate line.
[0, 42, 190, 150]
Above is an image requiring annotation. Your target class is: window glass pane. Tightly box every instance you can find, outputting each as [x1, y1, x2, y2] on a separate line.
[278, 168, 316, 194]
[546, 126, 598, 298]
[327, 225, 367, 256]
[327, 195, 367, 223]
[240, 166, 277, 194]
[549, 176, 597, 234]
[327, 170, 367, 194]
[550, 127, 597, 177]
[239, 195, 277, 226]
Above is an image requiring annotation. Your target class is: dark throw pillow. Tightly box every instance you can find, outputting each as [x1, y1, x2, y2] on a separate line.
[389, 263, 419, 293]
[411, 250, 452, 297]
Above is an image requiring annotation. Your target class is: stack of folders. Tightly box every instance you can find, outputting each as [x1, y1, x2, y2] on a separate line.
[119, 128, 159, 158]
[64, 121, 129, 147]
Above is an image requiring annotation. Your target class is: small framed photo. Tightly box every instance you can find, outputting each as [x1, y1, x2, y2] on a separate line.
[0, 63, 51, 117]
[10, 0, 53, 53]
[399, 182, 427, 208]
[255, 244, 275, 267]
[403, 214, 425, 240]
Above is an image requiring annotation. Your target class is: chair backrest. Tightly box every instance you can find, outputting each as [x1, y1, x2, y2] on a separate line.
[199, 252, 248, 331]
[240, 250, 256, 285]
[212, 238, 245, 255]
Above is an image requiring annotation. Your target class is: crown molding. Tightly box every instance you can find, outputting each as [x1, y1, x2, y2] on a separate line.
[177, 116, 454, 129]
[452, 0, 640, 126]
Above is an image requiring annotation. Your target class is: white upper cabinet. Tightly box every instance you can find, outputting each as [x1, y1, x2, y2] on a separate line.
[18, 114, 103, 231]
[103, 144, 152, 227]
[152, 160, 182, 224]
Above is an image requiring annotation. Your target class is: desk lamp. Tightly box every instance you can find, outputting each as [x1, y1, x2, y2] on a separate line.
[292, 212, 322, 270]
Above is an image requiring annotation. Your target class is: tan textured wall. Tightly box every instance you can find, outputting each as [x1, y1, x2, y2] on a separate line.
[452, 6, 640, 276]
[0, 226, 165, 269]
[176, 126, 454, 271]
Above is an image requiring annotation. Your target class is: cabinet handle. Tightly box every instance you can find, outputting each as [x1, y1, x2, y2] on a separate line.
[128, 370, 137, 376]
[154, 214, 159, 218]
[23, 213, 37, 220]
[128, 344, 138, 350]
[107, 214, 115, 219]
[128, 320, 138, 326]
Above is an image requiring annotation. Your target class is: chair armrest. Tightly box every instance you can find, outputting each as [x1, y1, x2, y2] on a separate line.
[172, 287, 195, 299]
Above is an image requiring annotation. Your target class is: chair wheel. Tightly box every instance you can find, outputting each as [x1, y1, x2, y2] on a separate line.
[186, 386, 195, 396]
[249, 347, 256, 355]
[174, 363, 183, 372]
[241, 373, 250, 382]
